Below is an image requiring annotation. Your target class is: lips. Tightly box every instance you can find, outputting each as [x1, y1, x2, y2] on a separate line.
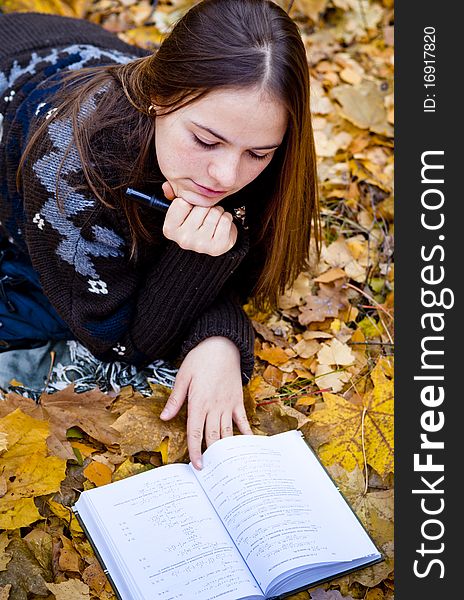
[192, 180, 226, 197]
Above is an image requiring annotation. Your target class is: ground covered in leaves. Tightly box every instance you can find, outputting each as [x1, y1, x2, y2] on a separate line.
[0, 1, 394, 599]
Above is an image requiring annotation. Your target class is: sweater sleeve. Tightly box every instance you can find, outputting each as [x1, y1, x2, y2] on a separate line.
[20, 107, 251, 369]
[180, 287, 255, 384]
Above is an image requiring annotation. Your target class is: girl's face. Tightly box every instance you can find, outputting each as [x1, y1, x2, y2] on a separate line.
[154, 86, 288, 207]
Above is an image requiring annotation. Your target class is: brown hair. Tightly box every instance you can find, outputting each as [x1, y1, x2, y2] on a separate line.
[20, 0, 320, 309]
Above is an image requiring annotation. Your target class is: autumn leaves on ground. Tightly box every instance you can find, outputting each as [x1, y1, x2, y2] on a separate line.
[0, 1, 394, 599]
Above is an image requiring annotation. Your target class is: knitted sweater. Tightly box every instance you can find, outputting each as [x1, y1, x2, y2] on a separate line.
[0, 12, 263, 382]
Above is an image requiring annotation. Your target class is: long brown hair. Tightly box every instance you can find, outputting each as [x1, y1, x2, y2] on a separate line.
[20, 0, 320, 309]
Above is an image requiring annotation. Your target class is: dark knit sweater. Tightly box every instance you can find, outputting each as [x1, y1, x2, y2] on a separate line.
[0, 12, 262, 383]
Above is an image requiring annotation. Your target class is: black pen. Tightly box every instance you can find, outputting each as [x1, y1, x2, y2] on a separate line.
[125, 187, 170, 212]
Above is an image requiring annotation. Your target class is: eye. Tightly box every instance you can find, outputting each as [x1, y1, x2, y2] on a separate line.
[248, 151, 271, 161]
[193, 135, 218, 149]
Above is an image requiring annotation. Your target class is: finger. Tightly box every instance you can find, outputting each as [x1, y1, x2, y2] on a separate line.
[233, 406, 254, 436]
[187, 407, 206, 470]
[162, 181, 176, 201]
[160, 372, 190, 420]
[220, 414, 234, 439]
[179, 204, 211, 232]
[212, 213, 237, 250]
[204, 412, 222, 448]
[163, 197, 194, 232]
[197, 206, 225, 238]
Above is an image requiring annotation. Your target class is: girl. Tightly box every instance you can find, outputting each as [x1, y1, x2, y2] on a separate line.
[0, 0, 320, 468]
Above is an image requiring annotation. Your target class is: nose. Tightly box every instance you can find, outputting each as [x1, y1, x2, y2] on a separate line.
[207, 152, 240, 190]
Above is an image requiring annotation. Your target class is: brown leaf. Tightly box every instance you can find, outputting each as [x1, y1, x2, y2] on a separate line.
[310, 589, 354, 600]
[58, 536, 82, 573]
[0, 538, 49, 599]
[46, 579, 90, 600]
[313, 268, 347, 283]
[0, 585, 11, 600]
[82, 559, 108, 595]
[252, 320, 290, 348]
[331, 80, 393, 136]
[254, 402, 301, 435]
[23, 530, 53, 576]
[111, 396, 187, 463]
[299, 281, 349, 326]
[0, 533, 12, 571]
[0, 387, 119, 460]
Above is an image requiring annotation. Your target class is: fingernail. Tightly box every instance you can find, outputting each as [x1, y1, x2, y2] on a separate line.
[160, 409, 170, 419]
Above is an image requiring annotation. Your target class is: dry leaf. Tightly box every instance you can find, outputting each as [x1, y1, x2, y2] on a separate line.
[83, 461, 113, 487]
[331, 80, 393, 136]
[299, 281, 350, 326]
[0, 585, 11, 600]
[307, 358, 394, 477]
[310, 588, 355, 600]
[0, 533, 12, 571]
[46, 579, 91, 600]
[317, 338, 355, 366]
[255, 346, 293, 366]
[0, 538, 49, 597]
[111, 397, 187, 463]
[314, 365, 351, 393]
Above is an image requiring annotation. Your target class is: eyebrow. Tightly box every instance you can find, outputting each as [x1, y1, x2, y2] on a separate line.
[191, 121, 282, 150]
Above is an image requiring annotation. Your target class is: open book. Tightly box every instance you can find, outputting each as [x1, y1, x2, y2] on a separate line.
[73, 430, 382, 600]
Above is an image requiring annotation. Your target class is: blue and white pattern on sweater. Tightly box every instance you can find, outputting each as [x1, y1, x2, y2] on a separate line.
[32, 87, 125, 286]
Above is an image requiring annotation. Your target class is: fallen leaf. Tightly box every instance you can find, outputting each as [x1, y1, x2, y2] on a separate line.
[112, 459, 153, 482]
[0, 433, 8, 454]
[314, 268, 347, 283]
[310, 588, 354, 599]
[0, 538, 49, 597]
[0, 533, 12, 571]
[317, 338, 355, 366]
[249, 376, 277, 402]
[331, 80, 393, 136]
[299, 281, 350, 326]
[48, 501, 83, 535]
[46, 579, 90, 600]
[0, 585, 11, 600]
[23, 530, 53, 576]
[255, 346, 293, 366]
[58, 535, 82, 573]
[83, 461, 113, 487]
[314, 364, 351, 393]
[111, 399, 187, 463]
[278, 272, 312, 309]
[307, 358, 394, 476]
[4, 452, 66, 501]
[82, 559, 108, 595]
[0, 498, 42, 530]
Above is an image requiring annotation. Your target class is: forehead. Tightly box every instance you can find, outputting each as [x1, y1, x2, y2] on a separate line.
[179, 87, 288, 146]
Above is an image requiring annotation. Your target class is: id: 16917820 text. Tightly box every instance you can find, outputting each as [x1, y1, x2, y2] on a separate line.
[423, 26, 436, 113]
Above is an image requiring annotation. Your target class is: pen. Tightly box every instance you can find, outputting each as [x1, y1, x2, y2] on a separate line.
[125, 187, 170, 212]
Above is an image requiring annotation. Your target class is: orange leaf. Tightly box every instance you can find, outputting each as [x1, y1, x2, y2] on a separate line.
[83, 461, 112, 487]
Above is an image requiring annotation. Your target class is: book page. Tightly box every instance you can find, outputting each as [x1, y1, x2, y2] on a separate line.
[194, 431, 379, 593]
[76, 463, 263, 600]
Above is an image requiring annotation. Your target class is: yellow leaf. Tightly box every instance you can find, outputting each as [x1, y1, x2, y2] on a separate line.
[0, 410, 48, 476]
[255, 345, 292, 366]
[46, 580, 91, 600]
[358, 316, 385, 338]
[309, 358, 394, 476]
[0, 432, 8, 454]
[0, 497, 42, 530]
[48, 500, 83, 535]
[6, 452, 66, 500]
[1, 0, 90, 18]
[154, 437, 169, 465]
[70, 442, 97, 458]
[248, 375, 277, 402]
[83, 461, 113, 487]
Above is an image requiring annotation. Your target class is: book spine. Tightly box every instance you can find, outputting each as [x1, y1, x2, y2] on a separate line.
[72, 507, 124, 600]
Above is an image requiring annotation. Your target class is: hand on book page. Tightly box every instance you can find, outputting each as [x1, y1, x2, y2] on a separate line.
[160, 336, 253, 469]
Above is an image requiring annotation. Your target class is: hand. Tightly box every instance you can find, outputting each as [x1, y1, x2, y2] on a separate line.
[159, 336, 253, 469]
[161, 181, 238, 256]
